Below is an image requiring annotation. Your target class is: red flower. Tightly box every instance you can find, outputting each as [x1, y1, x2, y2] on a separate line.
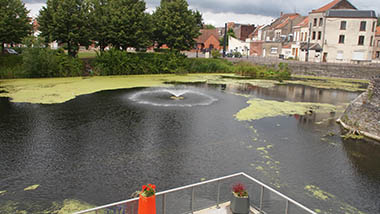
[142, 185, 147, 190]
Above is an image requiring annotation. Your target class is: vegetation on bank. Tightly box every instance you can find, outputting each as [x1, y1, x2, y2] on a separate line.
[0, 74, 279, 104]
[0, 50, 291, 80]
[234, 98, 342, 121]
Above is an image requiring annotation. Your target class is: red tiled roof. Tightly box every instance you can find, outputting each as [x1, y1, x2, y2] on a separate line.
[273, 13, 300, 29]
[311, 0, 356, 13]
[298, 17, 309, 28]
[195, 29, 219, 43]
[313, 0, 340, 13]
[275, 18, 290, 29]
[376, 26, 380, 36]
[283, 44, 291, 48]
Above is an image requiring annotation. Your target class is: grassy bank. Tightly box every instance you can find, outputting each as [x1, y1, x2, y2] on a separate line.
[0, 49, 290, 81]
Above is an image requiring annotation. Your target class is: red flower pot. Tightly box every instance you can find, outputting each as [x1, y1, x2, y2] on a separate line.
[138, 188, 156, 214]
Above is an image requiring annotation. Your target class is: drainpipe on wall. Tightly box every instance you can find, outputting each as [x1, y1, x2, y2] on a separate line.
[306, 23, 312, 62]
[223, 23, 227, 58]
[321, 14, 327, 63]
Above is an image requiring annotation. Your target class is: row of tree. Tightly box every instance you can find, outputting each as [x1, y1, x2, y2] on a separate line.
[0, 0, 202, 57]
[39, 0, 203, 57]
[0, 0, 31, 53]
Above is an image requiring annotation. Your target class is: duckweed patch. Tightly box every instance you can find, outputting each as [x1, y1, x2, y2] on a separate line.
[235, 99, 339, 121]
[285, 75, 369, 92]
[0, 74, 280, 104]
[24, 184, 39, 191]
[305, 185, 334, 201]
[57, 199, 94, 214]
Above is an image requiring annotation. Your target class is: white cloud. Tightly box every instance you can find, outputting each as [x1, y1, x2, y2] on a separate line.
[25, 3, 45, 17]
[201, 12, 274, 27]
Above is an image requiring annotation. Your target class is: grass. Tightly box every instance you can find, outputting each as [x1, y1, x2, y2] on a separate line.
[78, 51, 97, 59]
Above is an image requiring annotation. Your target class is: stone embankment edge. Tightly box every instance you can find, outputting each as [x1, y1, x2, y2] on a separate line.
[336, 92, 380, 142]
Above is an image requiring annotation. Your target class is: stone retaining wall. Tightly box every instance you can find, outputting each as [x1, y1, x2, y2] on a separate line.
[339, 77, 380, 141]
[228, 57, 380, 80]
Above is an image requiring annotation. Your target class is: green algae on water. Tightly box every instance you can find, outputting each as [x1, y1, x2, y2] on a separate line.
[57, 199, 94, 214]
[305, 185, 335, 201]
[0, 201, 27, 214]
[235, 98, 338, 121]
[24, 184, 39, 191]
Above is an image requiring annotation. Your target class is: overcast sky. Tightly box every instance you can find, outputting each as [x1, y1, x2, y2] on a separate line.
[23, 0, 379, 27]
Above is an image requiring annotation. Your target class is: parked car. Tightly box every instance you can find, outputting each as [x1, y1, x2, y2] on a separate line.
[4, 48, 19, 55]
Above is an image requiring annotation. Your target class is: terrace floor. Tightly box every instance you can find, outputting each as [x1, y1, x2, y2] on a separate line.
[194, 202, 260, 214]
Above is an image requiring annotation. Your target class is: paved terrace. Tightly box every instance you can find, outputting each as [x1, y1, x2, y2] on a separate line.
[73, 172, 317, 214]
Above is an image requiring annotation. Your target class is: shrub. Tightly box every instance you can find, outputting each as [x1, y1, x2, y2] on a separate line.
[94, 49, 188, 75]
[211, 49, 221, 59]
[0, 55, 25, 78]
[22, 48, 83, 78]
[235, 61, 291, 81]
[186, 58, 233, 73]
[233, 51, 242, 58]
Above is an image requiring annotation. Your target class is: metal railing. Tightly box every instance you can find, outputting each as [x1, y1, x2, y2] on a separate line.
[73, 172, 317, 214]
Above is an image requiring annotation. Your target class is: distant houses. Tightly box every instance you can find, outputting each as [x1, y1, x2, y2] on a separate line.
[373, 26, 380, 61]
[195, 0, 378, 64]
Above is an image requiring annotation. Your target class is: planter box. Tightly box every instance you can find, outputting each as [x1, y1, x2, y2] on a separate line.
[230, 193, 250, 214]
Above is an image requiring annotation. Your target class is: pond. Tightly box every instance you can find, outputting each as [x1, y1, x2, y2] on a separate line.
[0, 82, 379, 214]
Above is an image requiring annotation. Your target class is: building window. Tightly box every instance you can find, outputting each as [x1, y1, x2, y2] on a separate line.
[338, 35, 345, 44]
[313, 18, 317, 26]
[372, 21, 376, 32]
[304, 33, 307, 41]
[370, 36, 373, 46]
[271, 48, 278, 54]
[360, 21, 366, 31]
[301, 32, 304, 41]
[318, 31, 322, 40]
[336, 51, 344, 60]
[319, 18, 323, 26]
[312, 31, 316, 40]
[376, 51, 380, 58]
[358, 36, 365, 45]
[340, 21, 346, 30]
[378, 40, 380, 47]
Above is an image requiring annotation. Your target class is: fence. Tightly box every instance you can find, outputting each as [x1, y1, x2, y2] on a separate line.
[73, 172, 317, 214]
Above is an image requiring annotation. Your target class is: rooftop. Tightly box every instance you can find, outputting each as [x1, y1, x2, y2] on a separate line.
[311, 0, 357, 13]
[196, 29, 220, 43]
[326, 9, 377, 18]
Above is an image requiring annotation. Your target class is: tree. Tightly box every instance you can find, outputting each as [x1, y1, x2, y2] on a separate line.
[107, 0, 152, 50]
[219, 28, 236, 47]
[38, 0, 92, 57]
[203, 24, 216, 29]
[88, 0, 111, 52]
[0, 0, 31, 53]
[153, 0, 201, 51]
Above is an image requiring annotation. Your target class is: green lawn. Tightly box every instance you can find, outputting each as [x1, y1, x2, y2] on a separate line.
[78, 51, 97, 59]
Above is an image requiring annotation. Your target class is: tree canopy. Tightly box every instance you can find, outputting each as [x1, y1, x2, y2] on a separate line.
[106, 0, 152, 50]
[203, 24, 216, 29]
[153, 0, 201, 51]
[0, 0, 31, 53]
[38, 0, 92, 57]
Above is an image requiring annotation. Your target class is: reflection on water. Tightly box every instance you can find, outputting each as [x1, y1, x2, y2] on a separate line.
[0, 83, 379, 214]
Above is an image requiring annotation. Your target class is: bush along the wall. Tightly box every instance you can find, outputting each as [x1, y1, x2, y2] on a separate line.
[235, 61, 291, 81]
[185, 58, 233, 73]
[0, 55, 25, 78]
[93, 49, 188, 75]
[22, 48, 83, 78]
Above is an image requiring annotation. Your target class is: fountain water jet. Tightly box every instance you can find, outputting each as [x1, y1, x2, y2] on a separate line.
[129, 87, 217, 107]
